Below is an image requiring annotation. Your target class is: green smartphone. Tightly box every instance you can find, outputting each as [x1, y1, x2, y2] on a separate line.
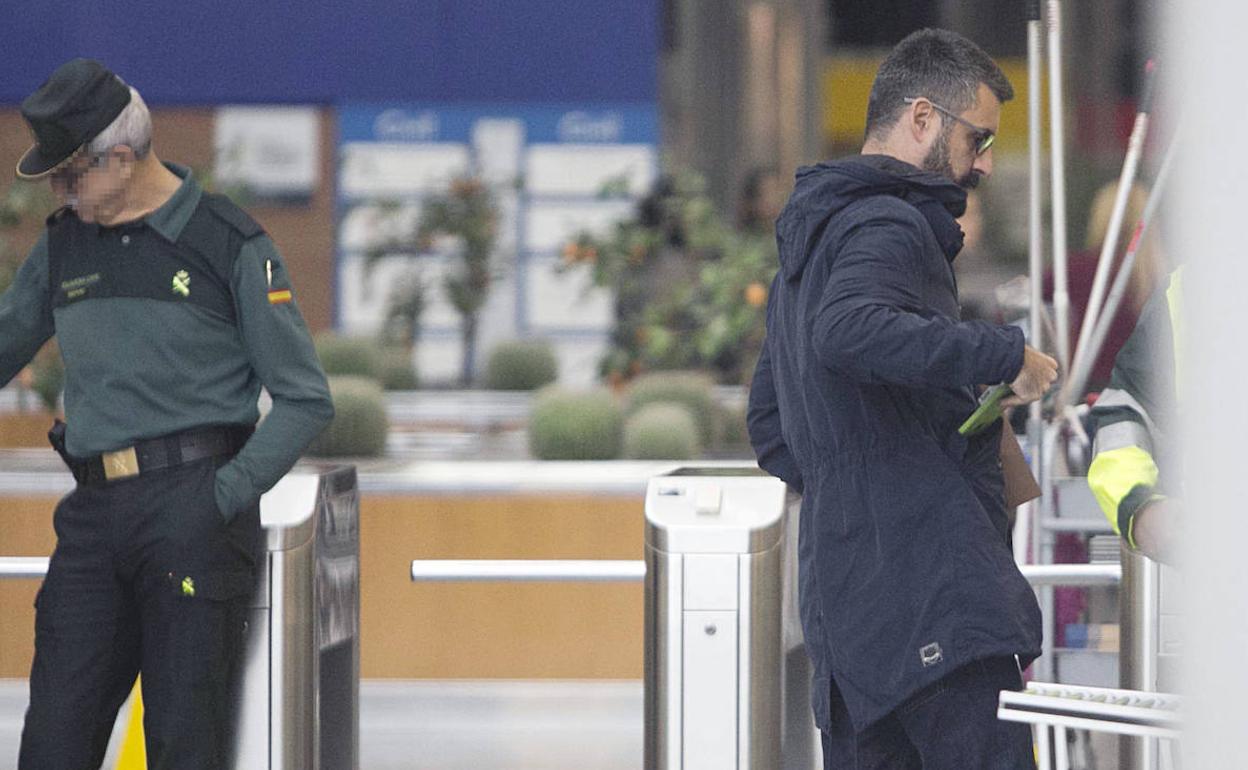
[958, 383, 1014, 436]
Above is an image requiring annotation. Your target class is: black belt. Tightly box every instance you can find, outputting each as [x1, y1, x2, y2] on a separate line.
[49, 421, 252, 485]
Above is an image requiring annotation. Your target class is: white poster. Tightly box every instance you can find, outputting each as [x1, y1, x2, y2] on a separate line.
[214, 106, 320, 203]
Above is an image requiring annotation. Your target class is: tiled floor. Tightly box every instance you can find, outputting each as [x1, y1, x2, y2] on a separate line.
[0, 679, 642, 770]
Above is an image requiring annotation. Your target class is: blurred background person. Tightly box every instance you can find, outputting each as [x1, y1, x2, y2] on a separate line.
[954, 190, 1024, 322]
[1046, 181, 1164, 394]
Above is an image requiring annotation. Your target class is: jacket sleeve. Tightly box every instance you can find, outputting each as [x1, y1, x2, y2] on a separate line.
[811, 207, 1024, 388]
[747, 336, 803, 493]
[0, 234, 55, 388]
[1088, 275, 1175, 548]
[213, 235, 335, 521]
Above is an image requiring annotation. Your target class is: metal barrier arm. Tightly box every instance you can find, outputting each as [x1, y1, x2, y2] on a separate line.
[0, 557, 49, 579]
[409, 560, 1118, 587]
[410, 559, 645, 583]
[998, 683, 1182, 741]
[1018, 564, 1120, 586]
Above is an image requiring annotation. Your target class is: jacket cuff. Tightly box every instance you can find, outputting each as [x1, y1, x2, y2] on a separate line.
[1119, 485, 1162, 550]
[998, 325, 1027, 384]
[214, 463, 257, 524]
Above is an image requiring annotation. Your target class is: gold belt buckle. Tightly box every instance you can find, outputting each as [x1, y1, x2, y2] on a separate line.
[102, 446, 140, 481]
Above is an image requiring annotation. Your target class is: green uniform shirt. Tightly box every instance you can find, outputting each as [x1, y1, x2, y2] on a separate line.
[0, 164, 333, 520]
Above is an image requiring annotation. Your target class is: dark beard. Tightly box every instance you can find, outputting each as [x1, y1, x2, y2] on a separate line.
[922, 126, 980, 189]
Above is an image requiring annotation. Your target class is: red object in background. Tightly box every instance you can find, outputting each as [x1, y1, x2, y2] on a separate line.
[1075, 98, 1172, 163]
[1043, 250, 1141, 393]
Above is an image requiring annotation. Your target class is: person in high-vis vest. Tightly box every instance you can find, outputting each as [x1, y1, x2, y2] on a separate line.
[1088, 267, 1183, 564]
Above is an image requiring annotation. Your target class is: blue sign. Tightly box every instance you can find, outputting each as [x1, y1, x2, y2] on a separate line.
[338, 103, 659, 146]
[0, 0, 659, 105]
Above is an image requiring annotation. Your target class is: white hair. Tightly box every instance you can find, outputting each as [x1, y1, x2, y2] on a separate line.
[88, 84, 152, 159]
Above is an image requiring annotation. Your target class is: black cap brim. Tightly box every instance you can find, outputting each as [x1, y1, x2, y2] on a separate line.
[15, 141, 80, 180]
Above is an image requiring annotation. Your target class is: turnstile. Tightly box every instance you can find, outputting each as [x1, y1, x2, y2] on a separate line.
[644, 467, 813, 770]
[234, 465, 360, 770]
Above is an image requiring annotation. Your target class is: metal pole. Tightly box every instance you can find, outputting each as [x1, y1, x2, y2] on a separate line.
[1031, 423, 1059, 682]
[410, 559, 646, 582]
[410, 560, 1116, 588]
[1023, 0, 1047, 572]
[1064, 130, 1179, 405]
[1055, 725, 1071, 770]
[1046, 0, 1071, 375]
[1068, 62, 1158, 401]
[1019, 563, 1121, 586]
[1028, 1, 1045, 361]
[1121, 547, 1161, 770]
[1037, 723, 1054, 770]
[0, 557, 49, 579]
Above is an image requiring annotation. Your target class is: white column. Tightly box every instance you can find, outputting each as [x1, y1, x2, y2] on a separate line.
[1173, 1, 1248, 767]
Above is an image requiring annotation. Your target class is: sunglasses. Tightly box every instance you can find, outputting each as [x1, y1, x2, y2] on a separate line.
[50, 150, 111, 188]
[903, 97, 996, 156]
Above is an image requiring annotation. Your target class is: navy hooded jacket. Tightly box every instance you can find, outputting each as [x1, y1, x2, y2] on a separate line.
[747, 155, 1043, 732]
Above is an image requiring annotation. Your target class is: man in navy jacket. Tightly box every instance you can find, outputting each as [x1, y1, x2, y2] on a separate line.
[748, 29, 1059, 769]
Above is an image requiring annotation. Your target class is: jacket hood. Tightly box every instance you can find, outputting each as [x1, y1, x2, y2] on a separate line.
[775, 154, 968, 280]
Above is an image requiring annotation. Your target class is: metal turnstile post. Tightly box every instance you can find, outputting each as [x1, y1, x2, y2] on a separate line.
[643, 467, 792, 770]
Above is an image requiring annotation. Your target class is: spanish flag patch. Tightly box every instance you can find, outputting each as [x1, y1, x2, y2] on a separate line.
[267, 289, 293, 305]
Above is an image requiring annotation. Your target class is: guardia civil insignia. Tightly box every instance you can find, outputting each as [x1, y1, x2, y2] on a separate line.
[172, 270, 191, 297]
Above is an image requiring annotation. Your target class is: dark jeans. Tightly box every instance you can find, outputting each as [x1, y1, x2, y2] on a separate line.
[822, 657, 1036, 770]
[19, 457, 260, 770]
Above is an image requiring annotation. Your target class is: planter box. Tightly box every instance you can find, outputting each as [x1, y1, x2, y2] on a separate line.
[0, 412, 56, 448]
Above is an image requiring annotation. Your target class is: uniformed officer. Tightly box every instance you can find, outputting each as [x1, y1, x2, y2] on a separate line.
[2, 59, 334, 768]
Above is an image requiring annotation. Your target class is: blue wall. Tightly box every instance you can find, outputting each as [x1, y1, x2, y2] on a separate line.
[0, 0, 658, 105]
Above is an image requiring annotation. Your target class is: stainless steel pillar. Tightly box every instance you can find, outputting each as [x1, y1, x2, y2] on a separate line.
[643, 467, 789, 770]
[234, 465, 360, 770]
[1120, 547, 1159, 770]
[781, 492, 821, 770]
[1120, 547, 1180, 770]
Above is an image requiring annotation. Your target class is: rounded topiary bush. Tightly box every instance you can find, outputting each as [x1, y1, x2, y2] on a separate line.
[715, 404, 750, 450]
[528, 387, 623, 460]
[623, 403, 701, 460]
[307, 376, 389, 457]
[484, 339, 559, 390]
[379, 348, 419, 390]
[626, 371, 719, 446]
[315, 333, 382, 379]
[31, 344, 64, 413]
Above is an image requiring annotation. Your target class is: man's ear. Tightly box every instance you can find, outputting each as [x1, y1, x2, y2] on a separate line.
[908, 100, 936, 144]
[114, 146, 137, 182]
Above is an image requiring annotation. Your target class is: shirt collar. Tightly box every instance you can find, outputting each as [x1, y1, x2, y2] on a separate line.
[145, 162, 202, 243]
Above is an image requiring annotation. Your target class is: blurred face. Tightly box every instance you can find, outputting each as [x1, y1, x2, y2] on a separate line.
[49, 146, 134, 223]
[919, 83, 1001, 190]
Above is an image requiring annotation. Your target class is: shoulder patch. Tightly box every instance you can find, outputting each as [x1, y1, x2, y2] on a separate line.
[200, 193, 264, 239]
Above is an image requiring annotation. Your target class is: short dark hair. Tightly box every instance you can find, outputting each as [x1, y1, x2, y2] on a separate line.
[864, 28, 1013, 141]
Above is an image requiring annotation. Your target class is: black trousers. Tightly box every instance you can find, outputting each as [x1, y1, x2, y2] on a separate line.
[19, 456, 260, 770]
[822, 657, 1036, 770]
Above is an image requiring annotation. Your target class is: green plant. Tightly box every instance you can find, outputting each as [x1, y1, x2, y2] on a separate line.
[528, 387, 623, 460]
[0, 262, 14, 298]
[314, 333, 382, 379]
[564, 170, 775, 385]
[0, 181, 57, 296]
[30, 342, 64, 413]
[484, 340, 559, 391]
[418, 178, 498, 386]
[364, 178, 500, 386]
[626, 371, 719, 447]
[715, 404, 750, 451]
[379, 347, 419, 390]
[306, 376, 389, 457]
[379, 270, 428, 349]
[623, 403, 701, 460]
